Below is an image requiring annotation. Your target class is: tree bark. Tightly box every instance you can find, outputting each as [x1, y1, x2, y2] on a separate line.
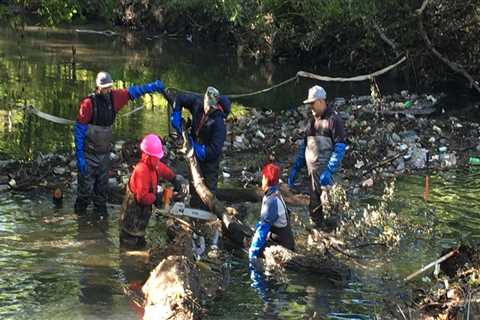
[263, 245, 349, 282]
[180, 130, 253, 246]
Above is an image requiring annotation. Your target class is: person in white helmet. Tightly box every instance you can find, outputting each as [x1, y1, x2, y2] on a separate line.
[74, 72, 166, 216]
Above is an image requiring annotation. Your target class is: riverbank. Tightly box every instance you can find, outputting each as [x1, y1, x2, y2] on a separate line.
[2, 1, 479, 92]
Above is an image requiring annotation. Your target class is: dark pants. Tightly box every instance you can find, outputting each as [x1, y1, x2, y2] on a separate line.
[189, 159, 219, 211]
[308, 174, 325, 228]
[308, 174, 338, 231]
[75, 152, 110, 215]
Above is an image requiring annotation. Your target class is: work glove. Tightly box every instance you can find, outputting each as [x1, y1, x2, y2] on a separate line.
[172, 174, 188, 195]
[188, 135, 206, 161]
[288, 142, 306, 188]
[74, 122, 88, 176]
[319, 169, 333, 187]
[128, 80, 165, 100]
[192, 142, 206, 161]
[170, 111, 182, 134]
[320, 142, 347, 187]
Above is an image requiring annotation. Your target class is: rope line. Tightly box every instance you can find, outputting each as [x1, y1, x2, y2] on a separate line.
[171, 56, 407, 97]
[296, 56, 407, 82]
[22, 56, 406, 125]
[24, 104, 145, 126]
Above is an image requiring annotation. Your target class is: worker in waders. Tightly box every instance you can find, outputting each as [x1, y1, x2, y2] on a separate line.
[287, 85, 347, 231]
[170, 86, 231, 211]
[74, 72, 166, 216]
[119, 134, 187, 247]
[249, 163, 295, 263]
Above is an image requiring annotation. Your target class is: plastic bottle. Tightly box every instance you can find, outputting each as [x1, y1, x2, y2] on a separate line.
[404, 100, 412, 109]
[469, 157, 480, 165]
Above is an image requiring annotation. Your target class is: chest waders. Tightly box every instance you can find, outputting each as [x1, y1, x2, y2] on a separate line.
[268, 194, 295, 252]
[119, 187, 153, 247]
[304, 118, 336, 228]
[75, 92, 116, 215]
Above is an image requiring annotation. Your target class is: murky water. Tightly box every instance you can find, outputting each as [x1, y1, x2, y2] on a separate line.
[1, 26, 480, 319]
[1, 170, 479, 319]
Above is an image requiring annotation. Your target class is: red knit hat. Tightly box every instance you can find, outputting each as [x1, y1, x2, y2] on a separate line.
[262, 163, 280, 186]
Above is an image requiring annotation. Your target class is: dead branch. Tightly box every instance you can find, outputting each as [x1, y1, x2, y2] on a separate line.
[416, 0, 480, 93]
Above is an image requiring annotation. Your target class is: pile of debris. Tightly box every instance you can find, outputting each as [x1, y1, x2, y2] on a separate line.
[407, 245, 480, 319]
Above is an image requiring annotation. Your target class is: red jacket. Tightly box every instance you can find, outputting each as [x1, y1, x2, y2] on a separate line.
[128, 153, 176, 205]
[76, 89, 130, 124]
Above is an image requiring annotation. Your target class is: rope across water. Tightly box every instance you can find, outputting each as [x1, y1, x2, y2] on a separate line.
[23, 56, 407, 125]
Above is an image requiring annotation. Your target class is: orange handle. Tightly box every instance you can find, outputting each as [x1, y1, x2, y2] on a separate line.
[162, 187, 174, 209]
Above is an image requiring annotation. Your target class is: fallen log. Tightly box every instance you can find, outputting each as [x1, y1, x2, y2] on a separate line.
[263, 245, 350, 282]
[180, 130, 253, 246]
[143, 255, 201, 320]
[138, 223, 230, 320]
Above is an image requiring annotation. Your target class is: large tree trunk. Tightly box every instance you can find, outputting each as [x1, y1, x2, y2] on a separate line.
[180, 130, 253, 247]
[140, 223, 229, 320]
[263, 245, 349, 281]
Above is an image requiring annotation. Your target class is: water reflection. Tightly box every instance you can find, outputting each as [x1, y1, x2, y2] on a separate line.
[0, 26, 411, 160]
[76, 216, 114, 311]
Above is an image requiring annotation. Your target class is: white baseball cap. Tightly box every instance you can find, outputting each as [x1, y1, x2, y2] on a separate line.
[303, 85, 327, 104]
[96, 72, 113, 88]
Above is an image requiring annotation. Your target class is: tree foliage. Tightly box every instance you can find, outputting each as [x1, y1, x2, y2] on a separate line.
[0, 0, 479, 83]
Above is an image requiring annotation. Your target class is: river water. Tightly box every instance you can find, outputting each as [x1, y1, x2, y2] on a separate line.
[0, 26, 479, 319]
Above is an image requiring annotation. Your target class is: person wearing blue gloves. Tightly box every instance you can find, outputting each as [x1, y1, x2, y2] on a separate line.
[288, 85, 346, 231]
[249, 163, 295, 263]
[74, 71, 165, 216]
[170, 86, 231, 211]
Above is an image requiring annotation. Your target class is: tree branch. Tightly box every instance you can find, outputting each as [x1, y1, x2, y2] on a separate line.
[416, 0, 480, 93]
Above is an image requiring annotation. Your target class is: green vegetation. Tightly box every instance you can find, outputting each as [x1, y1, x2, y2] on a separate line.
[1, 0, 478, 83]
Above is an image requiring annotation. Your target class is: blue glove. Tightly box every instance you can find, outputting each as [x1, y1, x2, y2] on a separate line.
[288, 142, 306, 188]
[326, 142, 346, 173]
[320, 142, 346, 187]
[170, 111, 182, 134]
[320, 169, 333, 186]
[74, 122, 88, 176]
[128, 80, 165, 100]
[192, 141, 206, 161]
[249, 221, 271, 261]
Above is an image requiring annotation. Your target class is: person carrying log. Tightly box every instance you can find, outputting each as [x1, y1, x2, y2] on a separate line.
[287, 85, 347, 231]
[119, 133, 187, 247]
[74, 71, 166, 216]
[249, 163, 295, 263]
[170, 86, 231, 211]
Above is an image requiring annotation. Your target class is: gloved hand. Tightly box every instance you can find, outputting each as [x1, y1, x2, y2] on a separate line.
[319, 169, 333, 186]
[189, 137, 206, 161]
[288, 142, 306, 188]
[248, 221, 271, 261]
[74, 122, 88, 176]
[320, 142, 346, 187]
[326, 142, 346, 173]
[128, 80, 165, 100]
[170, 111, 182, 134]
[172, 174, 188, 194]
